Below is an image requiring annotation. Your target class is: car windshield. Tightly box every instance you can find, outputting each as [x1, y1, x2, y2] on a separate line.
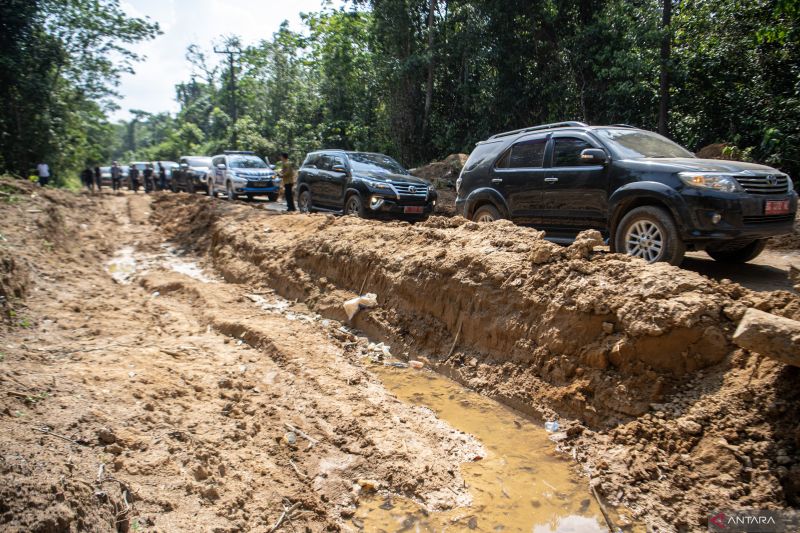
[229, 156, 268, 169]
[594, 128, 695, 159]
[348, 153, 409, 175]
[186, 157, 211, 168]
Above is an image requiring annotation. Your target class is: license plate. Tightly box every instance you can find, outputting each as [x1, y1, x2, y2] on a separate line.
[765, 200, 790, 215]
[252, 182, 269, 188]
[404, 206, 424, 214]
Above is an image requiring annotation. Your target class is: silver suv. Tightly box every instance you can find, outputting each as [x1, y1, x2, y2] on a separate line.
[209, 151, 281, 201]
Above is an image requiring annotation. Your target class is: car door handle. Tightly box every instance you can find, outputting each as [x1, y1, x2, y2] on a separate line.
[544, 177, 559, 183]
[491, 178, 503, 184]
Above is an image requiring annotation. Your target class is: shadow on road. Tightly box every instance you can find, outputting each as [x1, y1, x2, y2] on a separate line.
[682, 252, 795, 293]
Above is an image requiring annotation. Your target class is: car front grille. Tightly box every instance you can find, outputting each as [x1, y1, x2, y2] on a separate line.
[393, 183, 428, 198]
[743, 214, 795, 225]
[734, 175, 790, 195]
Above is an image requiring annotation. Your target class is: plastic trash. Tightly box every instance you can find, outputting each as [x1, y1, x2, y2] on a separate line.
[544, 420, 560, 433]
[384, 362, 408, 369]
[409, 360, 424, 369]
[343, 293, 378, 320]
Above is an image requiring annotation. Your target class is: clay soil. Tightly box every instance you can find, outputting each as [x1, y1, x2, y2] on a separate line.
[2, 178, 800, 532]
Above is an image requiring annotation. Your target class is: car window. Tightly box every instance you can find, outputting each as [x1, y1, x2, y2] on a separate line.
[212, 157, 222, 168]
[497, 137, 548, 169]
[348, 153, 409, 175]
[318, 155, 332, 171]
[229, 156, 268, 169]
[553, 137, 594, 167]
[466, 141, 503, 172]
[303, 154, 318, 168]
[332, 156, 346, 169]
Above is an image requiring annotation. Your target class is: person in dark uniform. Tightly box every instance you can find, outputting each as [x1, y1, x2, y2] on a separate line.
[81, 166, 94, 192]
[279, 152, 296, 212]
[94, 165, 102, 192]
[111, 161, 122, 192]
[143, 163, 154, 193]
[129, 164, 140, 192]
[158, 162, 167, 191]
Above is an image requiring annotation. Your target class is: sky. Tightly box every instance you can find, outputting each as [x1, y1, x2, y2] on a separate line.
[111, 0, 340, 122]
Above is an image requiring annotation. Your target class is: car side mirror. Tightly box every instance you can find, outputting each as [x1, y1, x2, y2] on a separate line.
[580, 148, 608, 165]
[216, 163, 226, 170]
[332, 165, 348, 174]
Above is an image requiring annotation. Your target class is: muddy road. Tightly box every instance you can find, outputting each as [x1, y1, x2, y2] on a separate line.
[1, 180, 799, 532]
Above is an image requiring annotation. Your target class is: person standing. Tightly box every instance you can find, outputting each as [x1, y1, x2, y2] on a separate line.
[158, 162, 167, 191]
[111, 161, 122, 192]
[81, 166, 94, 192]
[94, 165, 102, 192]
[129, 164, 140, 192]
[143, 163, 154, 193]
[37, 162, 50, 187]
[279, 152, 296, 212]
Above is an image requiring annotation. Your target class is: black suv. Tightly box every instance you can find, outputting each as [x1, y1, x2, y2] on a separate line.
[171, 156, 212, 194]
[296, 150, 437, 219]
[456, 122, 797, 264]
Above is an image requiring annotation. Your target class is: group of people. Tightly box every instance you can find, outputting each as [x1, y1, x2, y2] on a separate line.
[79, 161, 168, 193]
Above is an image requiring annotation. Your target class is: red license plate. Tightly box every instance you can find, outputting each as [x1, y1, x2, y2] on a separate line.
[765, 200, 790, 215]
[404, 206, 424, 214]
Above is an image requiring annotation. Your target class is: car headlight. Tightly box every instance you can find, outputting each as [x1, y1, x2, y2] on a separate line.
[364, 179, 394, 192]
[678, 172, 741, 193]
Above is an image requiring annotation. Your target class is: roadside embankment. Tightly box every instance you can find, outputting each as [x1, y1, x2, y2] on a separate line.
[154, 193, 800, 531]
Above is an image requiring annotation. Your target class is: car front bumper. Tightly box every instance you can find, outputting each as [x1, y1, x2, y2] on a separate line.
[679, 190, 798, 242]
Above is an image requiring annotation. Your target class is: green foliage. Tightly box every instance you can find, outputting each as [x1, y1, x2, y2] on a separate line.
[0, 0, 160, 182]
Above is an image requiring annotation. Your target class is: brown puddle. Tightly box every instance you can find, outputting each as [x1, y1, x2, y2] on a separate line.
[357, 365, 609, 533]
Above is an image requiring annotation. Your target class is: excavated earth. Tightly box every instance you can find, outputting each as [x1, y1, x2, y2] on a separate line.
[1, 177, 800, 532]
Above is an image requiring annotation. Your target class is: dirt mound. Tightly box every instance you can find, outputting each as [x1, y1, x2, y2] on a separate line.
[769, 211, 800, 251]
[153, 193, 800, 530]
[411, 154, 466, 217]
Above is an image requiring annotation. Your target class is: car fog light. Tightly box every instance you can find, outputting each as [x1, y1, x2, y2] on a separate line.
[370, 196, 384, 210]
[711, 213, 722, 224]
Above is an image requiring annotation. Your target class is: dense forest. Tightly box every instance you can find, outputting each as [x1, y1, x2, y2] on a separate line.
[2, 0, 799, 184]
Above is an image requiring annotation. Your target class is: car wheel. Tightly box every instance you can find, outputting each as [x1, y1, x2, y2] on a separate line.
[188, 181, 195, 194]
[706, 239, 767, 263]
[615, 206, 685, 265]
[472, 204, 501, 223]
[345, 193, 365, 217]
[298, 189, 312, 213]
[170, 180, 177, 193]
[267, 193, 279, 202]
[226, 181, 238, 201]
[209, 180, 218, 198]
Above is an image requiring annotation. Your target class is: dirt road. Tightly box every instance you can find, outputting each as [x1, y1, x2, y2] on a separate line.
[2, 180, 800, 532]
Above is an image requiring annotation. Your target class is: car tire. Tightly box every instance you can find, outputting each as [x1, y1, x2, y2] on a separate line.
[188, 181, 195, 194]
[706, 239, 767, 263]
[472, 204, 501, 223]
[226, 181, 238, 201]
[170, 180, 177, 193]
[298, 189, 312, 213]
[615, 206, 685, 265]
[209, 180, 218, 198]
[267, 193, 278, 202]
[345, 193, 366, 218]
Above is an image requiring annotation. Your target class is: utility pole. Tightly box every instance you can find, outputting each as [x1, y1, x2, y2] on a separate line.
[214, 45, 242, 147]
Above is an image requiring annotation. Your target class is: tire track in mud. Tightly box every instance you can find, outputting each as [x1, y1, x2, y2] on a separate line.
[151, 193, 800, 532]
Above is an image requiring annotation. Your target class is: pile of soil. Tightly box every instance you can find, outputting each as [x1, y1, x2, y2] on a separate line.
[769, 211, 800, 251]
[411, 154, 466, 217]
[153, 194, 800, 531]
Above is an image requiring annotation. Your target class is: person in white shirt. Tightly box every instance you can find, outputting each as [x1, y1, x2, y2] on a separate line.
[37, 162, 50, 187]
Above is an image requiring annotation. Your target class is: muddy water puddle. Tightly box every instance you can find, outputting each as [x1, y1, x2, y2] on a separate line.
[105, 244, 218, 284]
[359, 366, 608, 533]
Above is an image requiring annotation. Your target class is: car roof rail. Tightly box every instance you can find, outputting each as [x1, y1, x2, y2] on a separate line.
[224, 150, 255, 155]
[488, 121, 589, 140]
[608, 124, 637, 128]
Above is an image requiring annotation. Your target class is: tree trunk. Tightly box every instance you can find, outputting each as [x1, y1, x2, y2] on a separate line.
[424, 0, 436, 128]
[658, 0, 673, 135]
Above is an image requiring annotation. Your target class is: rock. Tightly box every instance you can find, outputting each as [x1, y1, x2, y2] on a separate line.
[677, 419, 703, 436]
[789, 262, 800, 290]
[602, 322, 615, 335]
[565, 230, 604, 260]
[733, 308, 800, 367]
[97, 428, 116, 445]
